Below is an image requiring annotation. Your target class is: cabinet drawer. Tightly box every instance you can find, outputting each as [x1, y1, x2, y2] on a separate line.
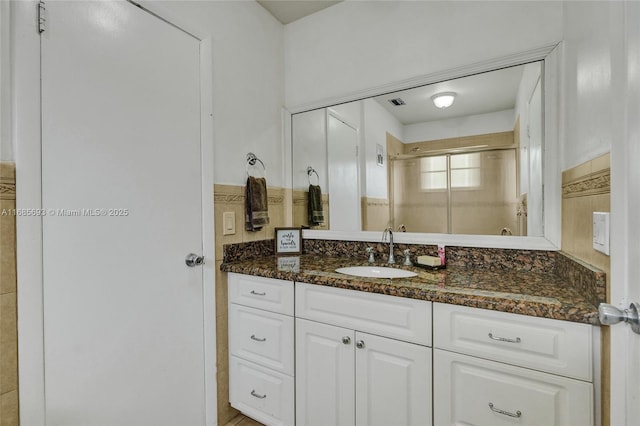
[433, 303, 592, 381]
[295, 282, 431, 346]
[433, 349, 593, 426]
[230, 356, 295, 426]
[229, 304, 294, 375]
[229, 273, 294, 315]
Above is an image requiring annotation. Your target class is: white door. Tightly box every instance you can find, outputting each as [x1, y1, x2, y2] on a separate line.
[41, 2, 205, 424]
[610, 2, 640, 424]
[296, 318, 355, 426]
[527, 78, 543, 237]
[327, 111, 361, 231]
[355, 332, 432, 426]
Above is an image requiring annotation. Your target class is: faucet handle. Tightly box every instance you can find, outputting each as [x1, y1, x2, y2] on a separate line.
[403, 249, 412, 266]
[366, 247, 375, 263]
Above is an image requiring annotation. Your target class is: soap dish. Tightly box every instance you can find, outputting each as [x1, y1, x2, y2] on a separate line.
[414, 263, 446, 271]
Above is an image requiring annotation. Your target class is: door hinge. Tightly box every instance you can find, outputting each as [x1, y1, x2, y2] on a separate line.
[38, 1, 46, 34]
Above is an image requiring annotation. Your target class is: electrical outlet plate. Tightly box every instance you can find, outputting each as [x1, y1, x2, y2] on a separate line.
[593, 212, 610, 255]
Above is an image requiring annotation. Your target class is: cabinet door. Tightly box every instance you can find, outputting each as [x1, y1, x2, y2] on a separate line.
[296, 318, 355, 426]
[433, 349, 593, 426]
[355, 332, 432, 426]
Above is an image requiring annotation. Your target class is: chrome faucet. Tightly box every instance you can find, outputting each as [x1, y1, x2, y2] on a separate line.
[382, 227, 395, 264]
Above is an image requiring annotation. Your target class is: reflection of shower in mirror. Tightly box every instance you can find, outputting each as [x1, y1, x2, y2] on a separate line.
[291, 60, 545, 238]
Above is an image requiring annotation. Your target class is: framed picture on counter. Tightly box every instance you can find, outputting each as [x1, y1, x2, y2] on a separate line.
[274, 227, 302, 256]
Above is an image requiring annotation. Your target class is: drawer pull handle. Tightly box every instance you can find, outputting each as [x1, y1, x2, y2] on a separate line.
[488, 403, 521, 418]
[250, 290, 266, 296]
[488, 333, 521, 344]
[251, 390, 267, 399]
[250, 334, 266, 342]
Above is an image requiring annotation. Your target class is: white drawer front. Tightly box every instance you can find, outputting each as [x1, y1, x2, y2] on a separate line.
[433, 349, 593, 426]
[433, 303, 592, 381]
[295, 282, 431, 346]
[229, 304, 294, 375]
[229, 273, 294, 315]
[230, 356, 295, 426]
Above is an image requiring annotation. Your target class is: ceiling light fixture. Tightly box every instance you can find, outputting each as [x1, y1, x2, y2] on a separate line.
[431, 92, 456, 109]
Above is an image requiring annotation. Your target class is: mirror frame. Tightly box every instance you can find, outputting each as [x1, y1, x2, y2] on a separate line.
[288, 43, 562, 251]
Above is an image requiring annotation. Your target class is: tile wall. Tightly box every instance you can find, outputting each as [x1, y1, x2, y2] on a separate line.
[360, 197, 389, 231]
[213, 184, 287, 425]
[561, 152, 610, 426]
[291, 190, 329, 230]
[0, 163, 18, 425]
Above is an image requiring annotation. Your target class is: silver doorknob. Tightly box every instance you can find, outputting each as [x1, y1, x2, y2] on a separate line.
[356, 340, 365, 349]
[342, 336, 351, 345]
[185, 253, 204, 267]
[598, 302, 640, 334]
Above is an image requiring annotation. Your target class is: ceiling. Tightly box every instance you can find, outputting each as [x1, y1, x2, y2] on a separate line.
[257, 0, 342, 25]
[374, 65, 528, 125]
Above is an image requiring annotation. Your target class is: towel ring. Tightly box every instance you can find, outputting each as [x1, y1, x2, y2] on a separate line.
[246, 152, 266, 178]
[307, 166, 320, 185]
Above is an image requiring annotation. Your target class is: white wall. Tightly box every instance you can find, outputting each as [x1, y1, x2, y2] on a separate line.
[0, 1, 11, 161]
[143, 1, 285, 187]
[561, 4, 630, 424]
[329, 101, 361, 128]
[362, 99, 403, 199]
[514, 62, 542, 194]
[284, 1, 563, 110]
[291, 100, 362, 192]
[292, 109, 327, 190]
[561, 1, 622, 170]
[403, 109, 515, 143]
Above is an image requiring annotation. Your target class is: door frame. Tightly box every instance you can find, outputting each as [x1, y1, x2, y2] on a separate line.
[13, 2, 217, 424]
[325, 108, 362, 231]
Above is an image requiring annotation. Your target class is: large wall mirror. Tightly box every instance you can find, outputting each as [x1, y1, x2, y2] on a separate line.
[291, 48, 561, 249]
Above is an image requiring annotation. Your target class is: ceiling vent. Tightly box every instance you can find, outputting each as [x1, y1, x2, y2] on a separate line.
[388, 98, 406, 106]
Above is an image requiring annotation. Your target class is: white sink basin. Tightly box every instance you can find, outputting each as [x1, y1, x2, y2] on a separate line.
[335, 266, 417, 279]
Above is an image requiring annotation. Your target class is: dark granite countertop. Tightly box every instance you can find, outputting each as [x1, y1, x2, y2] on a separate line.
[221, 255, 600, 325]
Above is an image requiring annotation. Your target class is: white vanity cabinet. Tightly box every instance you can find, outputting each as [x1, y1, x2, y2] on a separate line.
[226, 273, 597, 426]
[295, 282, 433, 426]
[433, 303, 595, 426]
[228, 273, 295, 426]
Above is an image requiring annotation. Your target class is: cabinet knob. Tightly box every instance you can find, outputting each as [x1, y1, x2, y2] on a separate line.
[342, 336, 351, 345]
[356, 340, 365, 349]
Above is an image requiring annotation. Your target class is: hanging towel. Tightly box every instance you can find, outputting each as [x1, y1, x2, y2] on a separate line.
[308, 184, 325, 226]
[245, 176, 270, 231]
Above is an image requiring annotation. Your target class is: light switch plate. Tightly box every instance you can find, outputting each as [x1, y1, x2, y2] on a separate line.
[223, 211, 236, 235]
[593, 212, 610, 255]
